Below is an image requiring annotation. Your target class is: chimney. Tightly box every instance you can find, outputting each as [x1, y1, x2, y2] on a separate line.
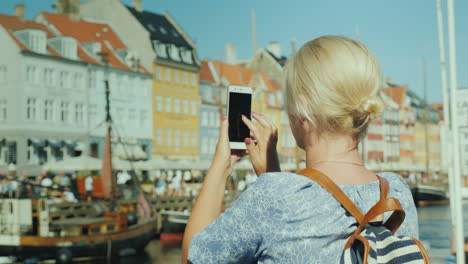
[133, 0, 143, 12]
[291, 41, 297, 56]
[55, 0, 80, 21]
[14, 4, 25, 21]
[225, 43, 237, 64]
[267, 41, 282, 59]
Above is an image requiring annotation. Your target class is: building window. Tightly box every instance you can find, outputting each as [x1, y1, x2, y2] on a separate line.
[174, 98, 180, 114]
[183, 130, 189, 147]
[89, 70, 96, 89]
[60, 102, 69, 123]
[75, 103, 84, 125]
[191, 100, 197, 115]
[89, 104, 97, 126]
[182, 99, 189, 114]
[165, 97, 171, 113]
[202, 137, 208, 154]
[26, 65, 33, 83]
[26, 98, 37, 120]
[156, 128, 162, 146]
[174, 129, 180, 148]
[129, 109, 136, 123]
[0, 65, 6, 82]
[182, 71, 187, 85]
[166, 128, 172, 147]
[155, 96, 163, 112]
[201, 112, 208, 126]
[155, 66, 161, 80]
[0, 99, 6, 121]
[44, 100, 53, 121]
[165, 68, 171, 83]
[191, 73, 196, 87]
[140, 110, 147, 127]
[209, 112, 215, 127]
[174, 69, 179, 84]
[216, 112, 220, 127]
[191, 131, 197, 148]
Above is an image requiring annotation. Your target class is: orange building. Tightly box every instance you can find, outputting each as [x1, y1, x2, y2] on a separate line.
[383, 86, 416, 170]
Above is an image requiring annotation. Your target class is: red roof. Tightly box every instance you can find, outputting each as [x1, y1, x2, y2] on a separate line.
[41, 12, 126, 49]
[211, 60, 255, 86]
[383, 86, 407, 107]
[41, 12, 141, 71]
[199, 61, 216, 83]
[0, 13, 149, 73]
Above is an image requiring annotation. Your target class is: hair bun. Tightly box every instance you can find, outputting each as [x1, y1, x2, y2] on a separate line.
[360, 98, 383, 120]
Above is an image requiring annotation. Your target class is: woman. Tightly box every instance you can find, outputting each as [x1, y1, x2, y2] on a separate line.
[182, 36, 418, 263]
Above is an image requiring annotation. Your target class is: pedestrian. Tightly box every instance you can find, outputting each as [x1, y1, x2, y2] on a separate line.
[63, 187, 78, 202]
[85, 175, 93, 201]
[154, 176, 166, 196]
[183, 36, 420, 263]
[58, 172, 70, 188]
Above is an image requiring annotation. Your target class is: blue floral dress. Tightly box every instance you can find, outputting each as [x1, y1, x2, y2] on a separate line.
[188, 172, 418, 264]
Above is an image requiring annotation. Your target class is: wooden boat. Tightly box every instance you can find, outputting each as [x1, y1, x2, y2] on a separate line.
[160, 210, 189, 247]
[0, 67, 156, 263]
[0, 199, 155, 262]
[411, 184, 449, 207]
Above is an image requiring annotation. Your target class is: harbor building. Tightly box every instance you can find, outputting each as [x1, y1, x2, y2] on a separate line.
[37, 11, 153, 161]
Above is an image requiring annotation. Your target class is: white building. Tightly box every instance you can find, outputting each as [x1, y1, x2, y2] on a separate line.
[37, 11, 153, 161]
[0, 6, 152, 175]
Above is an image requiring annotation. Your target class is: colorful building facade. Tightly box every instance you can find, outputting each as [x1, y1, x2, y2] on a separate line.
[126, 8, 201, 161]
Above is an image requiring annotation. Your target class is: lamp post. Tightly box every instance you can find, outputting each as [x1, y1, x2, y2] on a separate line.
[446, 0, 465, 262]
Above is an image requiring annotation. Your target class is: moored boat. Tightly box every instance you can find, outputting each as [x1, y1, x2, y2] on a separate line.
[411, 184, 449, 207]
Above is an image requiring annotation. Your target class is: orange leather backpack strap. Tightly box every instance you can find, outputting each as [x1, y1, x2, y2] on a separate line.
[297, 168, 364, 224]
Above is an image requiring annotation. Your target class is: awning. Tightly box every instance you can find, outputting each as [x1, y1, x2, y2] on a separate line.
[113, 144, 147, 160]
[42, 155, 102, 172]
[28, 138, 47, 148]
[48, 139, 65, 148]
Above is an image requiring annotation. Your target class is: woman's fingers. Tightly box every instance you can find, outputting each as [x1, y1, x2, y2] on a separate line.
[244, 137, 260, 165]
[252, 112, 278, 136]
[241, 115, 260, 143]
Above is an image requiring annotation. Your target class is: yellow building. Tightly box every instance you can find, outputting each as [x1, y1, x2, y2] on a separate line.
[153, 65, 200, 160]
[129, 10, 201, 160]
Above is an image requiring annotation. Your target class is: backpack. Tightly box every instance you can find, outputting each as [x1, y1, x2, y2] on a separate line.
[298, 168, 430, 264]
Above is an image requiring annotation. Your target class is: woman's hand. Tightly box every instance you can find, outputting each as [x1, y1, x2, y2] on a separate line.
[242, 112, 281, 175]
[210, 115, 245, 178]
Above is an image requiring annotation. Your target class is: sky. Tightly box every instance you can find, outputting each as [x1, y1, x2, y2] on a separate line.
[2, 0, 468, 103]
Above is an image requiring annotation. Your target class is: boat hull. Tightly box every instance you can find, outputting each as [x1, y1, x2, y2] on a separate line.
[411, 185, 448, 207]
[0, 220, 156, 261]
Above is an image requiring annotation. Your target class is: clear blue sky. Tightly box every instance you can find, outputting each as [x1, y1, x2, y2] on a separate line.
[2, 0, 468, 103]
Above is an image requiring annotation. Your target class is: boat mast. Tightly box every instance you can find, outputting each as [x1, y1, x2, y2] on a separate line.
[98, 52, 118, 201]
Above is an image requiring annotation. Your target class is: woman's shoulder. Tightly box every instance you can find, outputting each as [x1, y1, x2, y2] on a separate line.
[377, 172, 413, 195]
[249, 172, 332, 201]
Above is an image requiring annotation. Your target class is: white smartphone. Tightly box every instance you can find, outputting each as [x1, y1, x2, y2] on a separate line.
[227, 85, 252, 150]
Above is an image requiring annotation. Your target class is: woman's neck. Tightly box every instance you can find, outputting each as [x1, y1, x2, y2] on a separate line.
[303, 133, 377, 185]
[304, 133, 361, 166]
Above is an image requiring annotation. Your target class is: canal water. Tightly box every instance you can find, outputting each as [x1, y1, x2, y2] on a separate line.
[137, 203, 466, 264]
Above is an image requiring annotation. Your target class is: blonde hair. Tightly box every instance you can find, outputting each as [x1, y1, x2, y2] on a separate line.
[284, 35, 383, 141]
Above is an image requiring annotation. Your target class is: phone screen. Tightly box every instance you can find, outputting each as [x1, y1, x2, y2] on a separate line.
[228, 92, 252, 142]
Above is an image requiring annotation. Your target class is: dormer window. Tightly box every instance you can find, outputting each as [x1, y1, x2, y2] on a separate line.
[148, 24, 156, 32]
[153, 41, 167, 58]
[180, 48, 193, 64]
[171, 29, 179, 37]
[48, 37, 77, 60]
[169, 44, 181, 61]
[14, 29, 47, 54]
[160, 26, 167, 34]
